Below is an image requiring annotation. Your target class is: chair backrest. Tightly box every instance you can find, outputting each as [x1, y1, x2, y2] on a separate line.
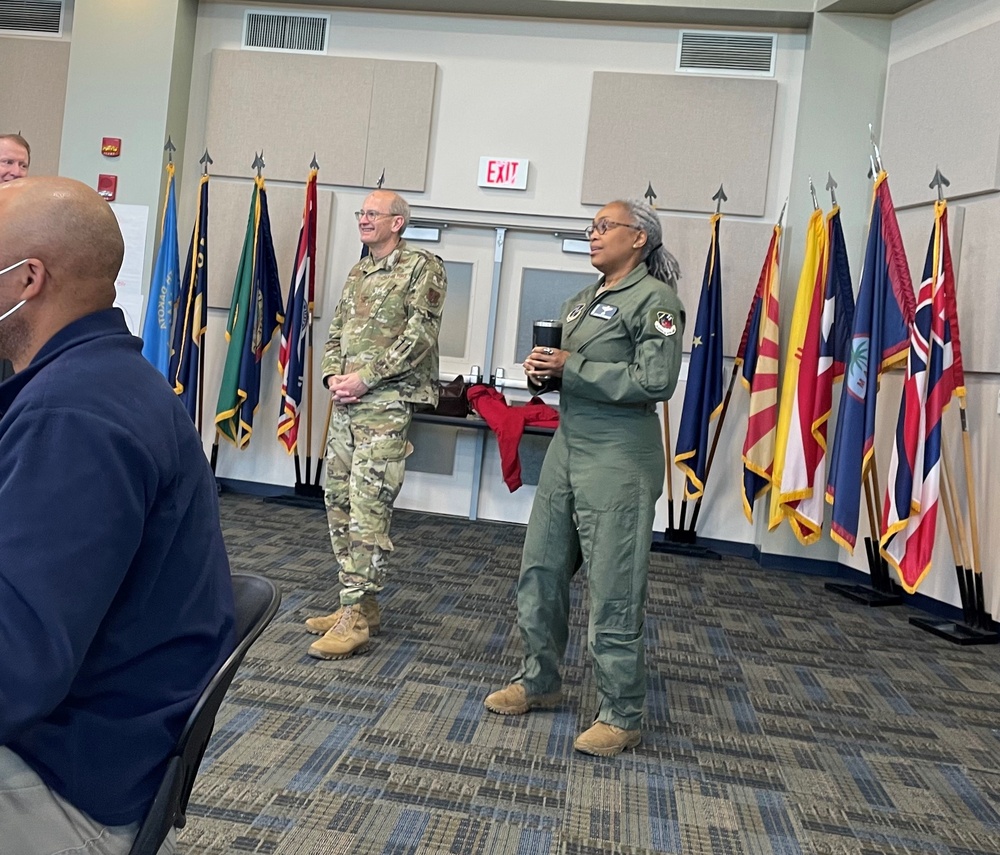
[127, 572, 281, 855]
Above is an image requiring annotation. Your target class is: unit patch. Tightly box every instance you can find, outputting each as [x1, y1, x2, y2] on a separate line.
[654, 311, 677, 337]
[589, 303, 619, 320]
[566, 303, 586, 322]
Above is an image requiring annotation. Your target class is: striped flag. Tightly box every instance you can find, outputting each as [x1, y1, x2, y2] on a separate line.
[169, 172, 209, 422]
[674, 213, 725, 500]
[880, 201, 958, 591]
[737, 222, 781, 522]
[141, 162, 180, 377]
[770, 207, 855, 543]
[215, 175, 284, 448]
[277, 168, 318, 453]
[826, 172, 914, 552]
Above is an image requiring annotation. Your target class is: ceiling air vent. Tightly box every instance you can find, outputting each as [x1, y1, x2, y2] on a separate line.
[0, 0, 63, 36]
[242, 10, 329, 54]
[677, 30, 776, 77]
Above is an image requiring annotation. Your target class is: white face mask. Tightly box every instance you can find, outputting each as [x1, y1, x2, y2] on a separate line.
[0, 258, 28, 322]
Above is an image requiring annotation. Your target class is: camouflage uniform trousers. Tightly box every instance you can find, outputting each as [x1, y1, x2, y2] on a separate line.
[324, 399, 413, 607]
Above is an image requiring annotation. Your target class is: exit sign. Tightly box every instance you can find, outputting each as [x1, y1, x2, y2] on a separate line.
[478, 156, 529, 190]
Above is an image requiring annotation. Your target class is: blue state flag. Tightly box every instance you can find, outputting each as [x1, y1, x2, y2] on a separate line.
[141, 162, 181, 377]
[674, 213, 725, 499]
[826, 172, 914, 552]
[169, 173, 209, 422]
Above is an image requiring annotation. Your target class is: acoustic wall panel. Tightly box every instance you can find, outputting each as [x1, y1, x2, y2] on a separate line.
[205, 50, 436, 190]
[660, 214, 776, 357]
[582, 72, 777, 217]
[208, 179, 334, 315]
[882, 21, 1000, 209]
[0, 37, 70, 179]
[364, 60, 438, 191]
[949, 197, 1000, 374]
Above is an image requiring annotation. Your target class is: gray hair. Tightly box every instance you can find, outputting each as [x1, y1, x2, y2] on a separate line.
[621, 198, 681, 287]
[387, 192, 411, 232]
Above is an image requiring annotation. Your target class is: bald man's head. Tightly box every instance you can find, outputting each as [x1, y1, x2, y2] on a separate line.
[0, 177, 124, 368]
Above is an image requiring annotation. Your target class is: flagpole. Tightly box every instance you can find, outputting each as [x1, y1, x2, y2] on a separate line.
[688, 362, 738, 533]
[939, 438, 973, 624]
[314, 394, 333, 491]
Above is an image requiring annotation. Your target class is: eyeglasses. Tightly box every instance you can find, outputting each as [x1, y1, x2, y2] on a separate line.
[355, 210, 396, 222]
[584, 219, 642, 239]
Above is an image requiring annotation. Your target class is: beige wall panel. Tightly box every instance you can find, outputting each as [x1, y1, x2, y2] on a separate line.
[207, 179, 334, 317]
[364, 60, 438, 191]
[948, 196, 1000, 374]
[882, 21, 1000, 209]
[661, 214, 776, 356]
[0, 37, 69, 178]
[205, 50, 373, 184]
[582, 72, 776, 217]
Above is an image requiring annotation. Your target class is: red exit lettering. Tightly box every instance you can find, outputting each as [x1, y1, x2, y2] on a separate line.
[487, 159, 518, 184]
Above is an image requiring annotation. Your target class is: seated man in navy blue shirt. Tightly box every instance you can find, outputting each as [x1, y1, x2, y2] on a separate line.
[0, 176, 236, 854]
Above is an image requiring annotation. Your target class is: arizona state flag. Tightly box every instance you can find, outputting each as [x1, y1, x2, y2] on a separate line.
[141, 162, 180, 377]
[169, 172, 209, 422]
[215, 175, 283, 448]
[737, 222, 781, 522]
[880, 201, 958, 592]
[826, 173, 914, 552]
[674, 213, 725, 500]
[277, 168, 318, 453]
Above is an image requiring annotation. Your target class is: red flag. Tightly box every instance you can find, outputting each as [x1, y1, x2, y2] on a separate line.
[880, 201, 957, 591]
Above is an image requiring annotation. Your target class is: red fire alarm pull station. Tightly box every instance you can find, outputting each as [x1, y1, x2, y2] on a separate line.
[102, 137, 121, 157]
[97, 174, 117, 202]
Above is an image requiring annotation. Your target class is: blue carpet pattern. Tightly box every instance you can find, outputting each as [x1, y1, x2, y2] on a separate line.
[177, 493, 1000, 854]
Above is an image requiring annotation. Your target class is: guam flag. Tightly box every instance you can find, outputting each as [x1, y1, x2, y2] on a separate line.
[737, 222, 781, 522]
[215, 175, 283, 448]
[141, 161, 180, 377]
[826, 173, 914, 552]
[277, 168, 318, 453]
[880, 201, 958, 592]
[674, 213, 725, 500]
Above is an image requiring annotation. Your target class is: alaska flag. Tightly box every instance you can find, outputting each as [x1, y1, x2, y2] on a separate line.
[880, 201, 957, 592]
[674, 213, 725, 500]
[737, 223, 781, 522]
[141, 162, 181, 377]
[215, 175, 283, 448]
[826, 173, 915, 552]
[277, 168, 318, 453]
[169, 172, 209, 422]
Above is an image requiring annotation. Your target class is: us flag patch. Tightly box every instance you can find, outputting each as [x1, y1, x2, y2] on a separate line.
[654, 311, 677, 337]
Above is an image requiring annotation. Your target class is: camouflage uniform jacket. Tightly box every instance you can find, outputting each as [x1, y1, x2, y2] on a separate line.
[322, 241, 447, 406]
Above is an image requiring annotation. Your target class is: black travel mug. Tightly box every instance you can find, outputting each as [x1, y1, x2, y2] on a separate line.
[530, 320, 563, 393]
[532, 320, 562, 350]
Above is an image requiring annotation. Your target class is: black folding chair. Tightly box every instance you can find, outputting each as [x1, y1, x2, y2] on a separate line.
[127, 572, 281, 855]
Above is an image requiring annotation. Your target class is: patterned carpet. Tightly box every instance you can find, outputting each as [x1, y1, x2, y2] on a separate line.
[177, 493, 1000, 854]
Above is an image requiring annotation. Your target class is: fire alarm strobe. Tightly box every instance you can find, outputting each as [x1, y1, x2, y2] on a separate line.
[101, 138, 121, 157]
[97, 174, 117, 202]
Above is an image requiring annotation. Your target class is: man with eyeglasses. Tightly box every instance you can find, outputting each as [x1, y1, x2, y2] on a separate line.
[305, 189, 447, 660]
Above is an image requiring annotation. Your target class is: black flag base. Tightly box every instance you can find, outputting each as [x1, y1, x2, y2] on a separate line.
[908, 614, 998, 646]
[263, 491, 324, 510]
[650, 532, 721, 560]
[824, 537, 903, 607]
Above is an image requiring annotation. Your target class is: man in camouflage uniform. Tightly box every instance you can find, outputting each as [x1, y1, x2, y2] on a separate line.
[306, 189, 447, 660]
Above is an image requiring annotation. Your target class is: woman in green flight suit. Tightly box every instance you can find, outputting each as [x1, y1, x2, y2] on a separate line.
[485, 198, 686, 756]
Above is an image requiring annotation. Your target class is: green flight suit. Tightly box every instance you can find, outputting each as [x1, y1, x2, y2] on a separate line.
[515, 262, 685, 730]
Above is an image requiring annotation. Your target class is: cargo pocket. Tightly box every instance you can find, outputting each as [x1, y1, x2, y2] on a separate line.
[364, 436, 408, 507]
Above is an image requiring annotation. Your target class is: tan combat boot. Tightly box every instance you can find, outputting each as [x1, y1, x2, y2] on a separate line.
[304, 595, 381, 636]
[573, 722, 641, 756]
[483, 683, 561, 715]
[307, 605, 370, 660]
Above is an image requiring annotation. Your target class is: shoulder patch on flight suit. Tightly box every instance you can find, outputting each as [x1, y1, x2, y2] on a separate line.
[589, 303, 618, 320]
[654, 310, 677, 337]
[427, 288, 442, 307]
[566, 303, 586, 322]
